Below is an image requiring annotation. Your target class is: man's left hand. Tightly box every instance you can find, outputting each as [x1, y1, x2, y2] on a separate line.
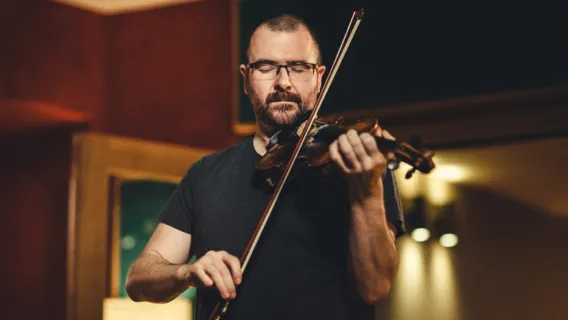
[329, 128, 395, 192]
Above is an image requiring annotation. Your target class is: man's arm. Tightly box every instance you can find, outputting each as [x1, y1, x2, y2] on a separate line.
[125, 223, 194, 303]
[329, 128, 400, 305]
[126, 223, 243, 302]
[346, 178, 398, 305]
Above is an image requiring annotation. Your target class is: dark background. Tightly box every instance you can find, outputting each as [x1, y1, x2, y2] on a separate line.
[238, 0, 568, 122]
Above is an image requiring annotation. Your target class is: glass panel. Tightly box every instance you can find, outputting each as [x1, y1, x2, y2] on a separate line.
[118, 180, 197, 303]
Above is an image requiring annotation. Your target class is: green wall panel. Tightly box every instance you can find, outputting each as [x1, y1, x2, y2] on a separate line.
[119, 180, 197, 304]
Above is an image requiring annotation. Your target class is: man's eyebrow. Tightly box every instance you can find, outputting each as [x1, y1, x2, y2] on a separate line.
[251, 59, 311, 65]
[285, 59, 310, 64]
[251, 59, 277, 64]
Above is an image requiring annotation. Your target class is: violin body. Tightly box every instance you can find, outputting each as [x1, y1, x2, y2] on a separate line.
[256, 115, 370, 185]
[256, 115, 436, 187]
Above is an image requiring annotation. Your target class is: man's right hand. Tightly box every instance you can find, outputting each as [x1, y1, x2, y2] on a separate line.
[177, 250, 242, 300]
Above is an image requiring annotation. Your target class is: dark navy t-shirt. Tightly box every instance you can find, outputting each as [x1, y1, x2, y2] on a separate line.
[158, 136, 405, 320]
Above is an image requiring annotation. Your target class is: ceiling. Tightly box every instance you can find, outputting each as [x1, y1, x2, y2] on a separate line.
[424, 136, 568, 218]
[53, 0, 204, 15]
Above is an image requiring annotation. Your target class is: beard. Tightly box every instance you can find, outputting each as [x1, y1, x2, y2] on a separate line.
[247, 80, 318, 134]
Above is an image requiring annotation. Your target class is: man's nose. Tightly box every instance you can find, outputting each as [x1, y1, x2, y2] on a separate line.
[274, 67, 292, 91]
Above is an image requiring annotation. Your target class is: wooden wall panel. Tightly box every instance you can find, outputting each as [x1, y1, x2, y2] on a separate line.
[452, 186, 568, 320]
[0, 127, 75, 320]
[104, 0, 237, 149]
[338, 85, 568, 149]
[374, 184, 568, 320]
[4, 2, 105, 129]
[0, 0, 19, 99]
[3, 0, 239, 151]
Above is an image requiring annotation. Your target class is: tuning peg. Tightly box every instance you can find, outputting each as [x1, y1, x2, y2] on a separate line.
[405, 168, 416, 179]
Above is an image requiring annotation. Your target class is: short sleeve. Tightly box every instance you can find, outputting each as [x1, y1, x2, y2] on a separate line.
[382, 169, 406, 238]
[158, 160, 201, 235]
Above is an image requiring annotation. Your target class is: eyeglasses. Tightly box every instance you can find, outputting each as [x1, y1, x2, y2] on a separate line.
[247, 61, 318, 82]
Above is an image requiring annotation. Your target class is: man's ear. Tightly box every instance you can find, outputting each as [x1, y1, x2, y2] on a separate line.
[316, 65, 327, 94]
[240, 64, 249, 94]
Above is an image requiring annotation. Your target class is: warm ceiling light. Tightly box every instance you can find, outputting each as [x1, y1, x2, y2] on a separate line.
[53, 0, 204, 15]
[411, 228, 431, 242]
[431, 164, 469, 183]
[426, 178, 455, 206]
[406, 196, 431, 243]
[433, 203, 459, 248]
[439, 233, 459, 248]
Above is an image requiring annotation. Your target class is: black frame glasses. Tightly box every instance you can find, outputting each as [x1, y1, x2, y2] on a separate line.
[247, 60, 318, 81]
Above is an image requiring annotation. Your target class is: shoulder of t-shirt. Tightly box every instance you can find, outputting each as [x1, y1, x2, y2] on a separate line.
[181, 137, 252, 181]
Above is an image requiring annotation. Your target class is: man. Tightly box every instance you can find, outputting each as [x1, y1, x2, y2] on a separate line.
[125, 14, 405, 320]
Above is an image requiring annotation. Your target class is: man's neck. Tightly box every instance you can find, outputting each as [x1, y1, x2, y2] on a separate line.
[252, 119, 300, 155]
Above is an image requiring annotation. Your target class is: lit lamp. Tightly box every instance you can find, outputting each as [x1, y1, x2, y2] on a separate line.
[406, 196, 430, 242]
[433, 203, 459, 248]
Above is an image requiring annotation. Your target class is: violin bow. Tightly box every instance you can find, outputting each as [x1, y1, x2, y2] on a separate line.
[208, 9, 365, 320]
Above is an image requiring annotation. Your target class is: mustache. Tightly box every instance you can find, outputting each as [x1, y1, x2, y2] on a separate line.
[265, 91, 302, 105]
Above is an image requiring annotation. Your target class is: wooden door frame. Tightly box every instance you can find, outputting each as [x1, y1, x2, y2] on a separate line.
[67, 132, 215, 320]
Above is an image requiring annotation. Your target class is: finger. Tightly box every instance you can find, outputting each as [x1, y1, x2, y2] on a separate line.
[360, 133, 379, 155]
[212, 256, 236, 299]
[205, 263, 231, 299]
[360, 133, 385, 171]
[194, 264, 213, 287]
[385, 151, 396, 162]
[346, 129, 369, 164]
[338, 134, 361, 171]
[329, 140, 350, 173]
[222, 253, 242, 285]
[359, 133, 383, 170]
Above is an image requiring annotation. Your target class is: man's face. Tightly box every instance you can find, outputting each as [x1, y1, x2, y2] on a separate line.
[240, 26, 326, 131]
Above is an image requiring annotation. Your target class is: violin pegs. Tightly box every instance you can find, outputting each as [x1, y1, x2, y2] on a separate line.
[405, 168, 416, 179]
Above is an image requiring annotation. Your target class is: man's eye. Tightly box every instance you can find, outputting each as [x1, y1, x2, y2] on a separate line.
[290, 65, 310, 72]
[257, 64, 275, 72]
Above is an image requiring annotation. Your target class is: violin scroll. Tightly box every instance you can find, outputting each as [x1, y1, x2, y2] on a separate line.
[388, 139, 436, 179]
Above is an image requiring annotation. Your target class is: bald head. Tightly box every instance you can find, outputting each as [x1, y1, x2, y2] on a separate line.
[246, 14, 322, 65]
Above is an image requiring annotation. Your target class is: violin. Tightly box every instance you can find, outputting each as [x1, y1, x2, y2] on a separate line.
[256, 114, 436, 187]
[208, 9, 435, 320]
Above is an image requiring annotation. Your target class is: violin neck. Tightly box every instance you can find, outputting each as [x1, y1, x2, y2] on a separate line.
[309, 123, 399, 151]
[374, 135, 399, 152]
